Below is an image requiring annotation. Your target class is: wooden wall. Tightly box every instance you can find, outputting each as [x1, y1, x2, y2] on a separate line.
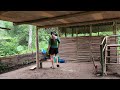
[59, 36, 103, 62]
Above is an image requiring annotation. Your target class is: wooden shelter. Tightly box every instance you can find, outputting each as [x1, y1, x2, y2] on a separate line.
[0, 11, 120, 75]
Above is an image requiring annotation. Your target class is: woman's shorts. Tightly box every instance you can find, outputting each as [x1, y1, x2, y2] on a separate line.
[49, 47, 58, 55]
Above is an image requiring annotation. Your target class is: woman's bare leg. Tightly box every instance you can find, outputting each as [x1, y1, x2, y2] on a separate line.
[50, 54, 55, 68]
[55, 54, 59, 67]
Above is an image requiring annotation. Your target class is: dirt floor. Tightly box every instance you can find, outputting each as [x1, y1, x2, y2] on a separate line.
[0, 61, 120, 79]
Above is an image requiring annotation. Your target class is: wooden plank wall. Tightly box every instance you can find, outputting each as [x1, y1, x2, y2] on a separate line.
[77, 36, 91, 62]
[91, 36, 103, 61]
[59, 37, 77, 62]
[59, 36, 103, 62]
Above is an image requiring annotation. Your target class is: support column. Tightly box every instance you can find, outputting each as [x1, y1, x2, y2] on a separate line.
[113, 21, 118, 63]
[36, 27, 40, 69]
[98, 26, 100, 36]
[89, 25, 92, 61]
[76, 28, 78, 61]
[76, 28, 78, 37]
[90, 25, 92, 36]
[65, 28, 67, 37]
[58, 27, 61, 37]
[72, 28, 73, 37]
[113, 21, 117, 35]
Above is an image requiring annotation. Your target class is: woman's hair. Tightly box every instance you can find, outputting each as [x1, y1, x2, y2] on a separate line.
[51, 32, 54, 35]
[51, 31, 57, 36]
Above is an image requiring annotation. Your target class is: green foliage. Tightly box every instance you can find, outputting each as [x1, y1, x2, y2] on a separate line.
[0, 38, 19, 56]
[17, 45, 24, 52]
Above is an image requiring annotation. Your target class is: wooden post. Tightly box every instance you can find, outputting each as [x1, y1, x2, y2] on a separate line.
[100, 44, 104, 76]
[89, 25, 92, 61]
[113, 21, 118, 62]
[90, 25, 92, 36]
[58, 28, 61, 37]
[76, 28, 78, 37]
[36, 27, 40, 69]
[98, 26, 100, 36]
[65, 28, 67, 37]
[72, 28, 73, 37]
[76, 28, 78, 61]
[107, 46, 110, 63]
[113, 21, 117, 35]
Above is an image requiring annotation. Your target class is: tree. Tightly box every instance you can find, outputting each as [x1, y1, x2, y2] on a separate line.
[28, 25, 33, 51]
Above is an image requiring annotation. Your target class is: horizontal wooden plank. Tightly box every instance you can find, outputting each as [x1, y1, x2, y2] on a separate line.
[77, 53, 90, 55]
[77, 51, 90, 53]
[106, 63, 120, 65]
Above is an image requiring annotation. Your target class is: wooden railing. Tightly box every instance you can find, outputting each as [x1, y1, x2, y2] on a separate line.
[100, 35, 120, 76]
[100, 36, 108, 76]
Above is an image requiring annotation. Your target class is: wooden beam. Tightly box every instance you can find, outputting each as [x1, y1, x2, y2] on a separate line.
[38, 17, 120, 28]
[0, 11, 9, 15]
[36, 27, 40, 69]
[0, 27, 11, 30]
[15, 11, 102, 24]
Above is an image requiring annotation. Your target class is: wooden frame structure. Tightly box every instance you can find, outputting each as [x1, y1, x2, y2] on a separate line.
[0, 11, 120, 71]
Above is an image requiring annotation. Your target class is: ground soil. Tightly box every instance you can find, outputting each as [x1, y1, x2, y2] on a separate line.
[0, 61, 120, 79]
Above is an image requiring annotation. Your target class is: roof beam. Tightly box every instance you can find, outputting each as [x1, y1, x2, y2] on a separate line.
[37, 17, 120, 28]
[0, 11, 9, 15]
[15, 11, 103, 25]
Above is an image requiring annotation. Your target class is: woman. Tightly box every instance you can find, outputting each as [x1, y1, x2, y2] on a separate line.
[47, 31, 60, 69]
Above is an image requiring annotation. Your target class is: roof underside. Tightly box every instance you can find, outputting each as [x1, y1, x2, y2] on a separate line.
[0, 11, 120, 28]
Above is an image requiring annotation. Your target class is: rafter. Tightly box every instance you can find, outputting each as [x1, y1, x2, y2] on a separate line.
[15, 11, 103, 24]
[37, 17, 120, 28]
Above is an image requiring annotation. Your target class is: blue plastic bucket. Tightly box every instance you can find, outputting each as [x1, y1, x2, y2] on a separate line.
[58, 59, 65, 63]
